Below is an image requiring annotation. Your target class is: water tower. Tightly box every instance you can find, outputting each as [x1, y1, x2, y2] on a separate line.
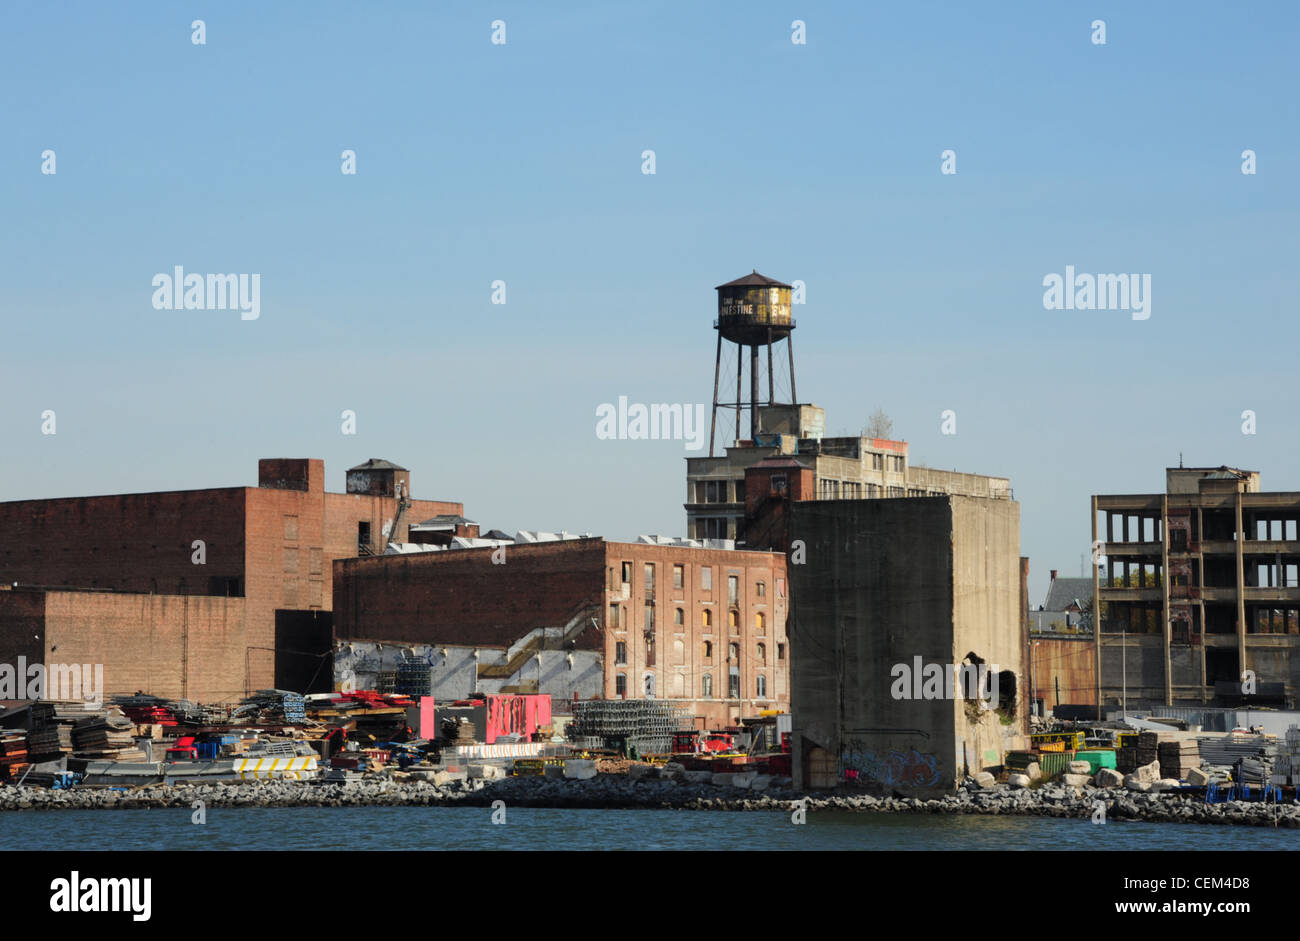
[709, 270, 797, 456]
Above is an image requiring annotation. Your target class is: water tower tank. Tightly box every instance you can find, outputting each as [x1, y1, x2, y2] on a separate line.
[715, 270, 794, 346]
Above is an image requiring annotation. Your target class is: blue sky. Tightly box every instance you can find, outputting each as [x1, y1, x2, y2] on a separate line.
[1, 1, 1297, 603]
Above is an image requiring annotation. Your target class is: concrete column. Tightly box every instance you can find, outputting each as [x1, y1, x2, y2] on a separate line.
[1162, 495, 1171, 706]
[1092, 495, 1102, 718]
[1236, 490, 1247, 684]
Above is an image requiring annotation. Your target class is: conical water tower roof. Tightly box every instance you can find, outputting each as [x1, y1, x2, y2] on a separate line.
[715, 269, 792, 290]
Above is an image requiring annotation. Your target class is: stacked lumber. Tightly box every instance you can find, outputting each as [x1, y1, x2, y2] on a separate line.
[1158, 739, 1200, 780]
[72, 711, 147, 761]
[0, 730, 29, 780]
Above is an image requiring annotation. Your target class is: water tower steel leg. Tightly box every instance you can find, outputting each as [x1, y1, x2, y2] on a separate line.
[709, 332, 722, 457]
[750, 343, 760, 441]
[787, 334, 797, 405]
[767, 328, 775, 406]
[735, 343, 742, 445]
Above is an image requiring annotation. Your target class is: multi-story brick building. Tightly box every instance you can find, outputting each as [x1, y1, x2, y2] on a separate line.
[0, 458, 464, 698]
[333, 536, 789, 727]
[1094, 465, 1300, 709]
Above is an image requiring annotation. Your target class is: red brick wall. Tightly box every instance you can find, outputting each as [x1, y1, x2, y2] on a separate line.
[42, 591, 247, 703]
[334, 539, 607, 649]
[0, 489, 247, 596]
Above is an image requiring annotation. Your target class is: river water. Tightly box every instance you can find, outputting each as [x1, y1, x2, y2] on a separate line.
[3, 806, 1297, 851]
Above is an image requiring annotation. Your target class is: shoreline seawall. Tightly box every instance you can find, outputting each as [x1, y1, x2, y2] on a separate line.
[2, 775, 1298, 828]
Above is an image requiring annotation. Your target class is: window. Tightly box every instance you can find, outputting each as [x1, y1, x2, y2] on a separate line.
[644, 563, 655, 595]
[615, 641, 627, 665]
[702, 608, 713, 629]
[756, 581, 766, 598]
[778, 643, 786, 660]
[703, 640, 713, 659]
[357, 521, 371, 552]
[728, 642, 739, 662]
[644, 604, 654, 632]
[701, 567, 712, 590]
[734, 480, 745, 504]
[728, 575, 739, 604]
[645, 635, 655, 666]
[702, 673, 713, 698]
[673, 564, 684, 589]
[616, 674, 627, 698]
[609, 603, 619, 627]
[755, 612, 766, 634]
[621, 562, 632, 583]
[644, 673, 655, 698]
[756, 674, 767, 698]
[757, 642, 766, 664]
[770, 474, 788, 496]
[728, 672, 740, 699]
[872, 453, 883, 470]
[729, 609, 739, 631]
[674, 607, 684, 627]
[777, 578, 785, 597]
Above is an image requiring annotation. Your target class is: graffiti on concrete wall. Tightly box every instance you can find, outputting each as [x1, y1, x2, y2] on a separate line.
[840, 747, 941, 789]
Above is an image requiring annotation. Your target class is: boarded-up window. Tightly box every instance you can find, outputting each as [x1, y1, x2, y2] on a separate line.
[283, 515, 299, 541]
[283, 547, 299, 574]
[283, 577, 299, 607]
[309, 580, 323, 608]
[309, 548, 323, 575]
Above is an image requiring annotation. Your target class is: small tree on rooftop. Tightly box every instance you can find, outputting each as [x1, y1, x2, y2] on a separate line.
[864, 408, 893, 439]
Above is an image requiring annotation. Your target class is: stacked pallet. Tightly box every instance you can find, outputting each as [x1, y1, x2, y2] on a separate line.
[26, 725, 74, 761]
[0, 730, 29, 780]
[1136, 730, 1174, 766]
[1273, 727, 1300, 786]
[1158, 739, 1200, 780]
[1116, 746, 1139, 774]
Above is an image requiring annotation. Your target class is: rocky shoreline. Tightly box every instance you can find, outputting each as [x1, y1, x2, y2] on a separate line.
[2, 774, 1298, 827]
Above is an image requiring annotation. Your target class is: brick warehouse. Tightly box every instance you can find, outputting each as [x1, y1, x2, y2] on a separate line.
[333, 538, 789, 727]
[0, 458, 464, 700]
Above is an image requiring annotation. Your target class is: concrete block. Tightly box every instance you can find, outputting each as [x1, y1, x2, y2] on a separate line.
[1094, 768, 1124, 788]
[1062, 773, 1091, 787]
[971, 771, 997, 789]
[1186, 767, 1210, 786]
[1025, 762, 1042, 782]
[1135, 760, 1161, 784]
[749, 775, 772, 791]
[1007, 773, 1031, 788]
[662, 762, 686, 775]
[563, 759, 597, 780]
[711, 771, 757, 789]
[1152, 778, 1182, 792]
[627, 763, 657, 781]
[544, 765, 565, 780]
[1125, 776, 1152, 792]
[683, 770, 713, 784]
[432, 770, 467, 786]
[1067, 761, 1092, 775]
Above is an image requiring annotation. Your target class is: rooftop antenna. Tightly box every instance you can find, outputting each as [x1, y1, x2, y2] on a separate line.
[1179, 452, 1184, 468]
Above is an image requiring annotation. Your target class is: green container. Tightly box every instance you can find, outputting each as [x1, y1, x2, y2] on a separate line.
[1073, 749, 1117, 773]
[1037, 751, 1075, 778]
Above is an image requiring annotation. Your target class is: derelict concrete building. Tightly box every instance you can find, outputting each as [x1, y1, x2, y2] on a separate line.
[789, 495, 1026, 797]
[1094, 465, 1300, 710]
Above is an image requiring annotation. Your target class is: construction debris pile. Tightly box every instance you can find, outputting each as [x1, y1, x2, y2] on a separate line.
[71, 712, 147, 761]
[233, 690, 307, 725]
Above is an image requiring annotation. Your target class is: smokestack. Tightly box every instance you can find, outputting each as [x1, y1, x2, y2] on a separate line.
[1050, 569, 1058, 581]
